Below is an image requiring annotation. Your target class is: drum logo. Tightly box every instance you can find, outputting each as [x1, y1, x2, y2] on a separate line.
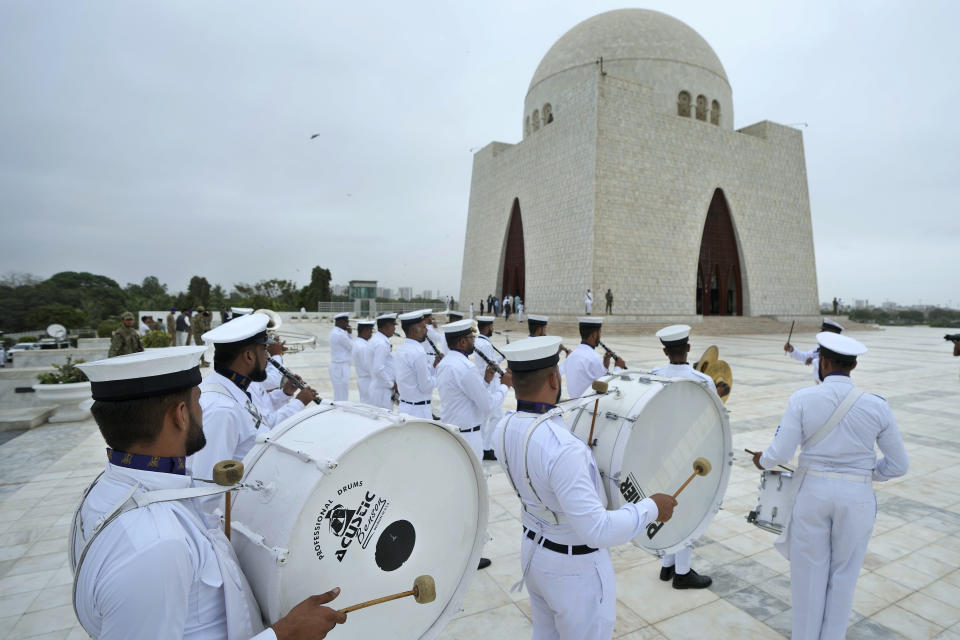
[619, 473, 664, 539]
[312, 485, 390, 563]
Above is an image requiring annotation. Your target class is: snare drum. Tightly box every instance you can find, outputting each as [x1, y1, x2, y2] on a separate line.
[565, 371, 732, 556]
[746, 470, 794, 534]
[230, 403, 488, 639]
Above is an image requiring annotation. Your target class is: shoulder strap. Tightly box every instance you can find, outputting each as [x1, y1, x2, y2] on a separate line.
[803, 387, 864, 449]
[201, 381, 263, 428]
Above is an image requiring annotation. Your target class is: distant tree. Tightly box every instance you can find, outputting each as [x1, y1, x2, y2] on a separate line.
[39, 271, 126, 326]
[124, 276, 173, 311]
[299, 266, 332, 309]
[209, 284, 228, 311]
[0, 271, 42, 287]
[187, 276, 211, 308]
[26, 304, 88, 329]
[233, 279, 300, 310]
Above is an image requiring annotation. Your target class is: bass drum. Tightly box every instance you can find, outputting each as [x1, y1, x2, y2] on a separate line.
[566, 371, 732, 556]
[231, 403, 488, 639]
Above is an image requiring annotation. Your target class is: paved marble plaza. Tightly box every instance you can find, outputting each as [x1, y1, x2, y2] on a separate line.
[0, 322, 958, 639]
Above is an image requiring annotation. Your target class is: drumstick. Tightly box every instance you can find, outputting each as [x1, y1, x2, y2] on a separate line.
[585, 380, 608, 447]
[785, 320, 795, 355]
[744, 449, 793, 473]
[212, 460, 244, 539]
[339, 575, 436, 613]
[672, 457, 711, 499]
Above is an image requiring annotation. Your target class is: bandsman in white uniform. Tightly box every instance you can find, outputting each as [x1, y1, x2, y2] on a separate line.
[785, 318, 844, 384]
[474, 316, 505, 460]
[437, 318, 511, 570]
[71, 346, 346, 640]
[753, 332, 908, 640]
[352, 320, 375, 403]
[584, 288, 593, 315]
[328, 312, 354, 401]
[368, 313, 398, 410]
[494, 337, 677, 640]
[422, 309, 446, 357]
[527, 314, 550, 338]
[649, 324, 715, 589]
[394, 310, 440, 419]
[560, 317, 625, 397]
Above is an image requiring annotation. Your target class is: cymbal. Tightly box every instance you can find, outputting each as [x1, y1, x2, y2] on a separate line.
[694, 345, 719, 373]
[705, 359, 732, 404]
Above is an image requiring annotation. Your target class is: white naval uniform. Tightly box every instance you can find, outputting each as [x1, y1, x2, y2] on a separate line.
[584, 291, 593, 315]
[760, 373, 908, 640]
[790, 346, 821, 384]
[188, 371, 263, 510]
[328, 326, 354, 401]
[394, 338, 436, 419]
[436, 350, 507, 459]
[249, 381, 303, 429]
[561, 343, 620, 398]
[493, 409, 659, 640]
[263, 356, 284, 391]
[352, 337, 373, 404]
[426, 325, 446, 355]
[650, 363, 718, 576]
[71, 463, 273, 640]
[474, 334, 505, 452]
[368, 332, 395, 410]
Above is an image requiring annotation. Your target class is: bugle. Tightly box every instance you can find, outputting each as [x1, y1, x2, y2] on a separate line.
[253, 308, 318, 351]
[267, 357, 321, 404]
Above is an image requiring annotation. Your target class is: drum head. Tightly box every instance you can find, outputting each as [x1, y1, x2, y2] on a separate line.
[233, 411, 486, 639]
[609, 378, 731, 555]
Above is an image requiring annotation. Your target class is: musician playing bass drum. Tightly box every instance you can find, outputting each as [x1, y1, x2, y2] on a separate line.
[560, 317, 625, 397]
[494, 336, 676, 640]
[649, 324, 715, 589]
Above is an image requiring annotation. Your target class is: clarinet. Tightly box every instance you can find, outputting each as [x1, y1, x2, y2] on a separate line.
[424, 335, 444, 360]
[473, 347, 506, 377]
[598, 340, 620, 361]
[267, 357, 321, 404]
[481, 333, 506, 358]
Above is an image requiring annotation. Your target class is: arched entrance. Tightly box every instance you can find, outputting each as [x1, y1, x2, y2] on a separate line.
[697, 189, 743, 316]
[501, 199, 525, 301]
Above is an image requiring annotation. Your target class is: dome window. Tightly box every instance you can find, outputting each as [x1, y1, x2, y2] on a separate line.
[696, 95, 707, 121]
[677, 91, 691, 117]
[532, 109, 540, 131]
[543, 103, 553, 124]
[711, 100, 720, 125]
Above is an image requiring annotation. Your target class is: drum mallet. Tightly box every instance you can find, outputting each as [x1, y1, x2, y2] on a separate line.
[744, 449, 793, 473]
[339, 575, 436, 614]
[785, 320, 795, 355]
[586, 380, 608, 448]
[213, 460, 244, 539]
[672, 457, 712, 499]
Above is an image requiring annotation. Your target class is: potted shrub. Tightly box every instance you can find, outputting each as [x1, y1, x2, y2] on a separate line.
[142, 330, 172, 348]
[32, 356, 93, 423]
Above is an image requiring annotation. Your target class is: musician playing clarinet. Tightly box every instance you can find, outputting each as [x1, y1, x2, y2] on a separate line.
[394, 310, 439, 419]
[649, 324, 714, 589]
[560, 317, 625, 397]
[475, 315, 505, 461]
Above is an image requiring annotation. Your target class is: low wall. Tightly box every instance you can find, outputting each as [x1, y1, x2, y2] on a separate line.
[13, 348, 108, 369]
[78, 338, 111, 349]
[0, 367, 50, 409]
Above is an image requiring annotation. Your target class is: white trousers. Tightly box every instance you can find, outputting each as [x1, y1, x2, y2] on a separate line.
[661, 548, 691, 574]
[789, 475, 875, 640]
[328, 363, 350, 401]
[398, 401, 432, 420]
[459, 428, 482, 461]
[482, 407, 503, 452]
[368, 386, 394, 411]
[356, 375, 370, 404]
[522, 538, 616, 640]
[584, 302, 592, 315]
[176, 331, 188, 346]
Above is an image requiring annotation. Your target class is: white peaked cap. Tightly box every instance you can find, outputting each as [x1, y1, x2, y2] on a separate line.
[816, 332, 866, 357]
[476, 315, 496, 323]
[656, 324, 691, 344]
[376, 313, 397, 322]
[578, 317, 603, 325]
[202, 313, 270, 345]
[821, 317, 845, 332]
[500, 336, 562, 371]
[442, 319, 474, 335]
[334, 312, 350, 320]
[78, 346, 206, 401]
[527, 314, 549, 324]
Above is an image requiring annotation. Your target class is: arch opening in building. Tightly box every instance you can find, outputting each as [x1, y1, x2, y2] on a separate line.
[459, 9, 819, 319]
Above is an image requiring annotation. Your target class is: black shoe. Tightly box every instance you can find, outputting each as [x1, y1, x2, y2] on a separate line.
[672, 569, 712, 589]
[483, 449, 498, 461]
[659, 565, 675, 582]
[478, 557, 492, 570]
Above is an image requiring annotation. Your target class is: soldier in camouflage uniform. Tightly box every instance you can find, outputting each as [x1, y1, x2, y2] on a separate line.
[108, 312, 144, 358]
[192, 306, 212, 366]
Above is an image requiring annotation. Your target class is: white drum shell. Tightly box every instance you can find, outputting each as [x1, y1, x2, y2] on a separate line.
[748, 470, 794, 534]
[566, 371, 732, 556]
[230, 402, 488, 639]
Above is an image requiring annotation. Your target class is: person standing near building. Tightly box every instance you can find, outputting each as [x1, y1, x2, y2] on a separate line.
[138, 316, 150, 335]
[175, 309, 190, 346]
[474, 316, 505, 461]
[494, 336, 676, 640]
[649, 324, 715, 589]
[561, 317, 625, 397]
[108, 312, 144, 358]
[753, 332, 908, 640]
[368, 313, 397, 410]
[605, 289, 614, 314]
[584, 289, 593, 315]
[515, 296, 524, 322]
[469, 302, 475, 318]
[353, 320, 375, 403]
[166, 308, 177, 339]
[394, 311, 440, 419]
[328, 312, 354, 401]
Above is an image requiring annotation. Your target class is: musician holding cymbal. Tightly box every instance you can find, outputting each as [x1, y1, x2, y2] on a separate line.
[650, 324, 714, 589]
[494, 336, 676, 640]
[561, 317, 625, 397]
[394, 310, 440, 419]
[71, 347, 346, 640]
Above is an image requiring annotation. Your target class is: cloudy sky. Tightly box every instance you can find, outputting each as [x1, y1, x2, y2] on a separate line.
[1, 1, 957, 307]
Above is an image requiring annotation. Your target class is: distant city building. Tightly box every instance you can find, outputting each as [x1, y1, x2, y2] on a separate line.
[422, 290, 432, 300]
[349, 280, 377, 301]
[377, 287, 393, 300]
[331, 284, 348, 297]
[398, 287, 413, 300]
[459, 9, 819, 317]
[854, 299, 868, 309]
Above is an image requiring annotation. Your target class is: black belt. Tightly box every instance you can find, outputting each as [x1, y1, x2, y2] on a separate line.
[400, 399, 431, 405]
[524, 527, 597, 555]
[459, 425, 481, 433]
